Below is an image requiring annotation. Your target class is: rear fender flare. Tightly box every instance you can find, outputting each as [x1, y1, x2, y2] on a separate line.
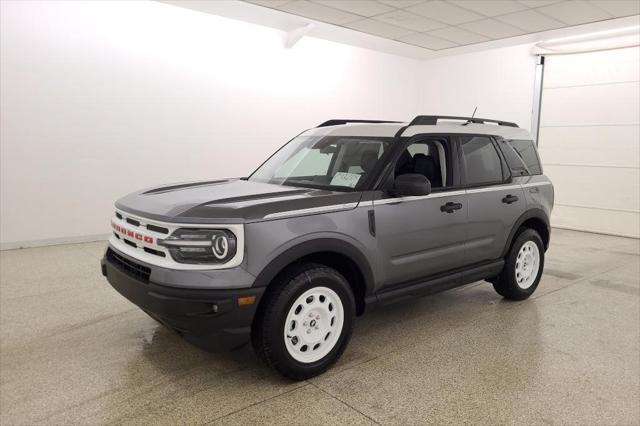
[501, 208, 550, 257]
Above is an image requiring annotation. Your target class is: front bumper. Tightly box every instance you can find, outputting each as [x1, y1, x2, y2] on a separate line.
[101, 247, 264, 352]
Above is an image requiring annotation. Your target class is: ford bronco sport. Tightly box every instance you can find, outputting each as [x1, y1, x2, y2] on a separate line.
[101, 115, 553, 380]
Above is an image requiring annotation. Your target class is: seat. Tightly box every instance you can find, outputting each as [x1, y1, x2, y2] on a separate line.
[395, 150, 414, 176]
[413, 153, 442, 188]
[360, 149, 379, 174]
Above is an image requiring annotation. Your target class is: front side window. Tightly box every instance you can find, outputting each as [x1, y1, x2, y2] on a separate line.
[461, 135, 503, 186]
[250, 135, 392, 191]
[395, 138, 450, 189]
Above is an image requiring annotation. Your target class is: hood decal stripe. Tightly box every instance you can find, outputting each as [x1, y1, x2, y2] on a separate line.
[204, 190, 310, 205]
[263, 202, 359, 219]
[143, 180, 228, 195]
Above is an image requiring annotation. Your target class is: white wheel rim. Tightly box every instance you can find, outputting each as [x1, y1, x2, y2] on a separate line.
[283, 287, 344, 364]
[515, 241, 540, 289]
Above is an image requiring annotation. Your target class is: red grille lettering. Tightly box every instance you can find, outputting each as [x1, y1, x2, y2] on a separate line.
[112, 220, 154, 244]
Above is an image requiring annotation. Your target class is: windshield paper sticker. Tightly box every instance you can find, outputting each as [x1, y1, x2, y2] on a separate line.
[330, 172, 361, 188]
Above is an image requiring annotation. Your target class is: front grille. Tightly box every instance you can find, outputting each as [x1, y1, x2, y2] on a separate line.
[123, 239, 137, 248]
[117, 212, 168, 235]
[113, 211, 169, 258]
[144, 247, 166, 257]
[107, 248, 151, 282]
[146, 224, 169, 234]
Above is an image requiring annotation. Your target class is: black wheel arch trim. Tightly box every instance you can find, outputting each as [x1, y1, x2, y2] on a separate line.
[252, 238, 375, 296]
[502, 208, 550, 257]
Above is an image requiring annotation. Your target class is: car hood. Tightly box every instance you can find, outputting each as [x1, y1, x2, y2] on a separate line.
[115, 179, 362, 223]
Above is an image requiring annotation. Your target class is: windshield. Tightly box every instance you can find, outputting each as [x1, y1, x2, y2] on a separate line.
[249, 135, 393, 191]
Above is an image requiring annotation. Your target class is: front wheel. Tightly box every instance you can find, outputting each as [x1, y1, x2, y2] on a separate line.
[493, 228, 545, 300]
[252, 263, 355, 380]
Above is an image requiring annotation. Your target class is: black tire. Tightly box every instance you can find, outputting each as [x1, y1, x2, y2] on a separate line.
[251, 262, 355, 380]
[493, 228, 545, 301]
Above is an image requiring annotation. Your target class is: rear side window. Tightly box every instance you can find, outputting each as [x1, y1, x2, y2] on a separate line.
[461, 135, 503, 186]
[500, 139, 542, 175]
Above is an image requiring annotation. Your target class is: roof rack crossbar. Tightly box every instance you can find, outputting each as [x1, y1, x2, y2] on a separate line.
[408, 115, 519, 128]
[317, 119, 402, 128]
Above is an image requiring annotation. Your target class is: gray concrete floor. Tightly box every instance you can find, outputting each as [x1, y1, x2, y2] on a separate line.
[0, 229, 638, 425]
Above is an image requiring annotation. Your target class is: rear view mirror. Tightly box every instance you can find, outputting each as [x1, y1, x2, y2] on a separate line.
[319, 145, 337, 154]
[393, 174, 431, 197]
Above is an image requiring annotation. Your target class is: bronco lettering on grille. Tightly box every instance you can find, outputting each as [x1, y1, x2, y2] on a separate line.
[112, 222, 154, 244]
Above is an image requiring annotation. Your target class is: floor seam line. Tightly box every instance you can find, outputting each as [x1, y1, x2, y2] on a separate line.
[205, 382, 309, 424]
[319, 354, 382, 378]
[309, 381, 381, 425]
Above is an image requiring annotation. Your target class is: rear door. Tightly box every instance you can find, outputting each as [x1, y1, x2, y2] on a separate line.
[373, 135, 469, 288]
[462, 135, 526, 265]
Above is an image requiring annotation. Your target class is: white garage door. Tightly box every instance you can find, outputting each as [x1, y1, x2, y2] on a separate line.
[538, 46, 640, 238]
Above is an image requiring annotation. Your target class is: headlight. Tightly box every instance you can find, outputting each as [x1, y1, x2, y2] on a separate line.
[158, 229, 237, 264]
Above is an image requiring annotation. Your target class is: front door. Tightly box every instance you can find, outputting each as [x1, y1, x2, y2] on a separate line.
[373, 136, 469, 289]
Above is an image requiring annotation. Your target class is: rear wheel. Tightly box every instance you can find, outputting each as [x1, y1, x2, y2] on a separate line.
[252, 263, 355, 380]
[493, 228, 544, 300]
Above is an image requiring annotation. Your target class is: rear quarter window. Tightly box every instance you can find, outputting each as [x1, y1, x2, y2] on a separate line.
[500, 139, 542, 176]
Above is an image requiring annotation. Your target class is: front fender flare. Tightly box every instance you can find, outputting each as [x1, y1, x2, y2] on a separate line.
[252, 238, 375, 296]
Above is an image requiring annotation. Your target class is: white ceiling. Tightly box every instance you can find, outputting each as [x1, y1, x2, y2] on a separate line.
[243, 0, 640, 51]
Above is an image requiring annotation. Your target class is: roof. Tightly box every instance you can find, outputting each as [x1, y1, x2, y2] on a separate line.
[402, 123, 531, 140]
[304, 120, 532, 140]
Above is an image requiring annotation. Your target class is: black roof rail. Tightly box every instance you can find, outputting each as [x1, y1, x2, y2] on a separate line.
[317, 119, 402, 127]
[408, 115, 519, 128]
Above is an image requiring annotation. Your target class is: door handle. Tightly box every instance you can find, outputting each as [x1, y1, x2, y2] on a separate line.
[440, 202, 462, 213]
[502, 194, 519, 204]
[529, 187, 540, 193]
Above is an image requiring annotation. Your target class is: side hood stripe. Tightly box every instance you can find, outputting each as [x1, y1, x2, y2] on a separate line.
[263, 202, 360, 219]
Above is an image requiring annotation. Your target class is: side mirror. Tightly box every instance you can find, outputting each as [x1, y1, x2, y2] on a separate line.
[393, 174, 431, 197]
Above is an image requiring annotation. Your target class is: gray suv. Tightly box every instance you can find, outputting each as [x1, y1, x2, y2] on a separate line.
[101, 115, 553, 379]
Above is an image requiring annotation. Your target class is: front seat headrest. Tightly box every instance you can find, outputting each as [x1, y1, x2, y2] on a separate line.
[413, 154, 441, 187]
[360, 150, 379, 173]
[395, 150, 413, 175]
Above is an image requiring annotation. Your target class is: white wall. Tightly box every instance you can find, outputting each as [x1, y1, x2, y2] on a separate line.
[538, 47, 640, 238]
[0, 0, 422, 248]
[1, 1, 551, 248]
[418, 44, 538, 132]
